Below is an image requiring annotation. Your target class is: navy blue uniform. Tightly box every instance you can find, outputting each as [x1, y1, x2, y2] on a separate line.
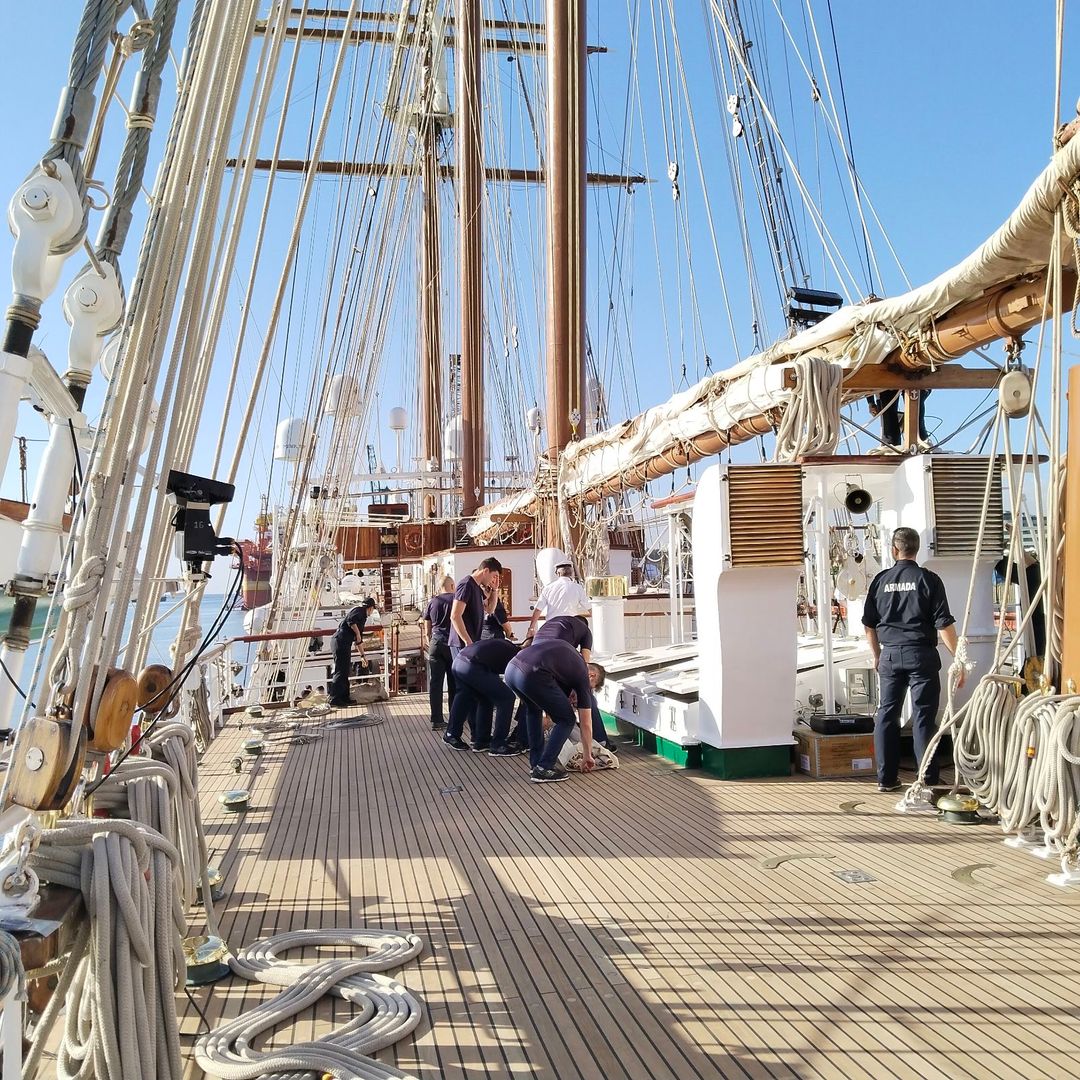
[448, 576, 486, 649]
[862, 559, 955, 786]
[481, 600, 509, 641]
[505, 639, 592, 770]
[424, 593, 456, 726]
[533, 614, 592, 652]
[449, 639, 520, 748]
[329, 606, 369, 704]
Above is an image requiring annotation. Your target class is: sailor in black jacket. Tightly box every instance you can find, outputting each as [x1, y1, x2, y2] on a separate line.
[861, 527, 964, 792]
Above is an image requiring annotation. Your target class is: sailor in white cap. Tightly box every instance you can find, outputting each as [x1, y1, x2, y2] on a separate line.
[524, 561, 590, 642]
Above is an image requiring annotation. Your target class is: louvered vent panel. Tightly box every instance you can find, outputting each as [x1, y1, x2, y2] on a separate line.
[727, 465, 805, 567]
[930, 458, 1004, 558]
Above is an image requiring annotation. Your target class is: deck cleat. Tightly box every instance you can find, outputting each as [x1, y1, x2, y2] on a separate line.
[196, 865, 226, 904]
[242, 736, 264, 755]
[183, 935, 231, 985]
[893, 784, 938, 815]
[936, 793, 982, 825]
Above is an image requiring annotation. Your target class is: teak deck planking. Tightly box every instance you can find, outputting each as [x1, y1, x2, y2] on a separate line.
[139, 696, 1080, 1077]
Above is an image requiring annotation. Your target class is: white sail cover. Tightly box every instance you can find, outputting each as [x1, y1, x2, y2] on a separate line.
[471, 135, 1080, 537]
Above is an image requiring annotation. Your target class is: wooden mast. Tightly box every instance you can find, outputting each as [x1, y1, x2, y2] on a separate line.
[457, 0, 484, 517]
[419, 96, 442, 517]
[545, 0, 586, 456]
[1062, 364, 1080, 692]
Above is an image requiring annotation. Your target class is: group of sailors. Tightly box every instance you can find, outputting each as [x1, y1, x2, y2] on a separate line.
[423, 557, 616, 784]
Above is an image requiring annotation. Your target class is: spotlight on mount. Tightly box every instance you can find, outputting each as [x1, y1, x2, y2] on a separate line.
[844, 484, 874, 516]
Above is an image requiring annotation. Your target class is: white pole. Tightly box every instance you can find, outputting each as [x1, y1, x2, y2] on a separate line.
[816, 474, 836, 713]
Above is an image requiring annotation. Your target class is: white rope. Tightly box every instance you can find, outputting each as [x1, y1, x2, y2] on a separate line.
[772, 354, 843, 461]
[196, 929, 425, 1080]
[26, 819, 186, 1080]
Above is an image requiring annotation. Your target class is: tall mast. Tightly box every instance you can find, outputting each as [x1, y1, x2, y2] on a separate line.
[418, 9, 446, 518]
[457, 0, 484, 517]
[545, 0, 587, 456]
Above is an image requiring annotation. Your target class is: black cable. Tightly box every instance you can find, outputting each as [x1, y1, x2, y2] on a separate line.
[86, 547, 244, 793]
[66, 419, 84, 491]
[183, 984, 213, 1035]
[1, 657, 35, 709]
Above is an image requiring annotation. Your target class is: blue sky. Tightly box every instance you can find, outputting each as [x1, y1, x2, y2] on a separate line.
[0, 1, 1077, 544]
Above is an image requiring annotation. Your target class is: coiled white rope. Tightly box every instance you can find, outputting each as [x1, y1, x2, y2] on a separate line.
[25, 819, 186, 1080]
[773, 354, 844, 462]
[1035, 695, 1080, 867]
[0, 929, 26, 1002]
[196, 929, 425, 1080]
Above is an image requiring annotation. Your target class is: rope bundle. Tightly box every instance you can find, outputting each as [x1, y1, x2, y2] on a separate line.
[773, 355, 844, 461]
[25, 819, 186, 1080]
[196, 929, 425, 1080]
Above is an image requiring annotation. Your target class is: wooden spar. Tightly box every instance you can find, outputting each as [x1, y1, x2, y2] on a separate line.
[1062, 365, 1080, 691]
[291, 7, 552, 36]
[223, 158, 646, 187]
[545, 0, 586, 456]
[524, 269, 1078, 513]
[254, 19, 608, 54]
[889, 270, 1076, 369]
[458, 0, 483, 517]
[419, 117, 442, 516]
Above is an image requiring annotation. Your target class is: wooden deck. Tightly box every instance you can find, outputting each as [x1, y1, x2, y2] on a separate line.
[176, 695, 1080, 1079]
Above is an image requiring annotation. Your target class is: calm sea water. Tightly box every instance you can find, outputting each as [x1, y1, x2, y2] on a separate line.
[9, 595, 249, 706]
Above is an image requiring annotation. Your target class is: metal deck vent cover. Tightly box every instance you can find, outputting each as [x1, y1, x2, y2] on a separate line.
[930, 458, 1004, 557]
[726, 464, 804, 567]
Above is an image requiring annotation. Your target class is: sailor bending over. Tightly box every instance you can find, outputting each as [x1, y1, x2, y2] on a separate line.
[444, 638, 524, 756]
[328, 597, 377, 707]
[504, 638, 596, 784]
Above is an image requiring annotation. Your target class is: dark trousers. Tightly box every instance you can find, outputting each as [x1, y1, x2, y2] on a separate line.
[507, 698, 529, 749]
[504, 664, 576, 770]
[879, 391, 929, 446]
[874, 645, 941, 785]
[589, 692, 608, 746]
[449, 657, 516, 747]
[427, 640, 455, 725]
[328, 634, 354, 703]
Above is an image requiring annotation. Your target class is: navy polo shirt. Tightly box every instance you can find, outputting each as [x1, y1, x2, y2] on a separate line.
[862, 559, 954, 648]
[533, 614, 592, 652]
[423, 593, 454, 643]
[481, 600, 508, 640]
[458, 637, 520, 674]
[335, 605, 369, 643]
[510, 638, 592, 704]
[448, 575, 486, 648]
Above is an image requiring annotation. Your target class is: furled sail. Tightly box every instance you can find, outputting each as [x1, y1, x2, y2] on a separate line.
[471, 129, 1080, 538]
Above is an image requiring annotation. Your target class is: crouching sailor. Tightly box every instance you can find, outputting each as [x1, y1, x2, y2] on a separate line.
[444, 637, 523, 756]
[504, 637, 596, 784]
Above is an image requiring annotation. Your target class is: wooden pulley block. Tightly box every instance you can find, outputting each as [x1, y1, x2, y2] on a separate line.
[137, 664, 174, 709]
[86, 668, 139, 753]
[5, 717, 86, 812]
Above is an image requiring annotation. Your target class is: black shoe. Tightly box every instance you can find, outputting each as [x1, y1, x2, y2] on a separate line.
[329, 698, 358, 708]
[601, 741, 618, 754]
[431, 720, 445, 731]
[443, 735, 470, 751]
[471, 741, 491, 754]
[877, 781, 902, 792]
[488, 744, 516, 757]
[530, 765, 569, 784]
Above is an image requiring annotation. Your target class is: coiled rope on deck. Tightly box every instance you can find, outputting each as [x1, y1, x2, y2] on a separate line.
[195, 929, 425, 1080]
[25, 818, 186, 1080]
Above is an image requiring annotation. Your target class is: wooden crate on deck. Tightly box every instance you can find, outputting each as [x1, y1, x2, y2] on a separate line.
[794, 729, 876, 778]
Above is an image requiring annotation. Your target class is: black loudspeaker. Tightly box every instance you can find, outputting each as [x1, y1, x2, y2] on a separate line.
[844, 486, 874, 515]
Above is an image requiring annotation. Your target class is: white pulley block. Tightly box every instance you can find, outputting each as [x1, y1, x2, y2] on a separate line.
[999, 369, 1032, 417]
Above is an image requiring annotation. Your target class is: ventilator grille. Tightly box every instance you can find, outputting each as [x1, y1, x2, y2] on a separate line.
[930, 457, 1004, 558]
[726, 465, 805, 567]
